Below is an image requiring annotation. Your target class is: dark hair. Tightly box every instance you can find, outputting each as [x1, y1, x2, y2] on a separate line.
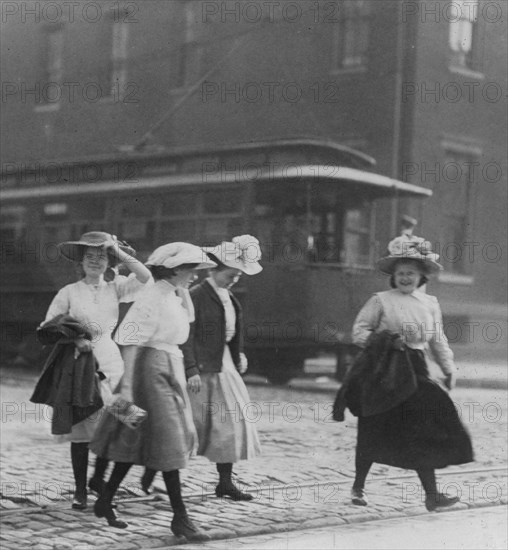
[148, 263, 199, 281]
[76, 246, 115, 267]
[204, 253, 229, 271]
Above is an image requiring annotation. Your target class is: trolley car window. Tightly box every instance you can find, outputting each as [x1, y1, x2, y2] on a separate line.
[161, 192, 196, 216]
[118, 220, 155, 253]
[201, 218, 244, 246]
[342, 207, 371, 266]
[120, 197, 159, 218]
[72, 199, 105, 220]
[203, 190, 243, 214]
[160, 220, 196, 243]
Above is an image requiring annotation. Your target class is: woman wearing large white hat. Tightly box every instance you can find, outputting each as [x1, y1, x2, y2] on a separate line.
[180, 235, 262, 502]
[346, 235, 473, 511]
[90, 242, 214, 541]
[40, 231, 151, 510]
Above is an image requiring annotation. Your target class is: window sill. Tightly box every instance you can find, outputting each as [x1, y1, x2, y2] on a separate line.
[448, 65, 485, 80]
[33, 103, 60, 113]
[437, 272, 474, 285]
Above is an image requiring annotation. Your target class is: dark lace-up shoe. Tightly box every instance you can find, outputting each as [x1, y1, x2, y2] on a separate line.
[171, 513, 211, 541]
[215, 482, 254, 501]
[351, 487, 368, 506]
[425, 493, 460, 512]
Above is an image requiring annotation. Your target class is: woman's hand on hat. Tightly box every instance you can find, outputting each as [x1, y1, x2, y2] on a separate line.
[102, 235, 119, 252]
[187, 374, 202, 394]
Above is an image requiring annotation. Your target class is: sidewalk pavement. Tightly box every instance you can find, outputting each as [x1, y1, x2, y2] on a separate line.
[1, 367, 507, 549]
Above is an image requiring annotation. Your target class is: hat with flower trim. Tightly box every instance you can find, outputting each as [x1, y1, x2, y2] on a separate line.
[377, 235, 443, 275]
[203, 235, 263, 275]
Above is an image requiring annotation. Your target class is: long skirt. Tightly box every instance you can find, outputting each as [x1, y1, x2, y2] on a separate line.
[189, 346, 261, 463]
[356, 349, 474, 470]
[90, 347, 195, 471]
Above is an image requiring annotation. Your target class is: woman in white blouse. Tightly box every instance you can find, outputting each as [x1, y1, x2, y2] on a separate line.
[42, 231, 151, 510]
[90, 242, 214, 542]
[349, 236, 473, 512]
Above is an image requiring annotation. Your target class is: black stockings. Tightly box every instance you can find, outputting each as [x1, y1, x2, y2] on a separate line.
[70, 442, 89, 496]
[102, 462, 132, 502]
[353, 455, 372, 490]
[162, 470, 186, 514]
[416, 468, 437, 496]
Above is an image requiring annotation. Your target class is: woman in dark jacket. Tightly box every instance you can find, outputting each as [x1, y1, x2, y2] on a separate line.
[347, 235, 473, 511]
[181, 235, 262, 501]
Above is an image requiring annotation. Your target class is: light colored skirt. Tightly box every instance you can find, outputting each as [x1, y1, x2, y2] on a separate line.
[189, 346, 261, 463]
[90, 347, 196, 471]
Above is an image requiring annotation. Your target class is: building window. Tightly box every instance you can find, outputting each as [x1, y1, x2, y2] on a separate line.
[438, 149, 475, 275]
[39, 26, 64, 103]
[342, 207, 371, 266]
[176, 2, 205, 88]
[333, 0, 371, 70]
[449, 0, 479, 70]
[97, 19, 129, 98]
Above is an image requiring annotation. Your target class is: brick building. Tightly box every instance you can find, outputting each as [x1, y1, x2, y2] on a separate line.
[1, 0, 506, 356]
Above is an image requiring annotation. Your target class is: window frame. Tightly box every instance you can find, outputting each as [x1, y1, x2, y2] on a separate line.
[331, 0, 372, 73]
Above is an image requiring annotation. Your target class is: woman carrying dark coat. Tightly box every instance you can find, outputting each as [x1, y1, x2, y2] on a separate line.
[89, 242, 215, 541]
[347, 235, 473, 511]
[39, 231, 151, 510]
[181, 235, 262, 501]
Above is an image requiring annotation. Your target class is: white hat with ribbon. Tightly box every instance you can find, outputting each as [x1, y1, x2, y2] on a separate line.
[146, 242, 216, 270]
[203, 235, 263, 275]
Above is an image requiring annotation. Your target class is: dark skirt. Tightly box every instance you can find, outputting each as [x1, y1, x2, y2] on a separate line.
[356, 350, 474, 470]
[90, 347, 194, 471]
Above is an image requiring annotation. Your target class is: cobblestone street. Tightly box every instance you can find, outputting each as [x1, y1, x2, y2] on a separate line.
[1, 373, 507, 549]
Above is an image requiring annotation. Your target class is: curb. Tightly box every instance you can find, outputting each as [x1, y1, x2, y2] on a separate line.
[3, 491, 506, 549]
[152, 500, 508, 548]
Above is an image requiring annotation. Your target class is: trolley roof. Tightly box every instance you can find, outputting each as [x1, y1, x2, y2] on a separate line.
[1, 164, 432, 201]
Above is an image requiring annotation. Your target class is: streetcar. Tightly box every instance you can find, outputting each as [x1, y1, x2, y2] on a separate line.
[0, 138, 431, 383]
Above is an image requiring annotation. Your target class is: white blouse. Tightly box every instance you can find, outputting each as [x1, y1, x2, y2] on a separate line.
[207, 277, 236, 343]
[43, 274, 147, 388]
[114, 280, 191, 356]
[352, 289, 455, 375]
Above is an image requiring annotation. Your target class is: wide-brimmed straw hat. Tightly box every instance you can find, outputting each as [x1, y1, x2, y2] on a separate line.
[146, 242, 217, 270]
[58, 231, 135, 267]
[203, 235, 263, 275]
[376, 235, 443, 275]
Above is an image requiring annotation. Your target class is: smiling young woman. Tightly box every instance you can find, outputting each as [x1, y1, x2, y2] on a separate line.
[346, 235, 473, 512]
[38, 231, 151, 510]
